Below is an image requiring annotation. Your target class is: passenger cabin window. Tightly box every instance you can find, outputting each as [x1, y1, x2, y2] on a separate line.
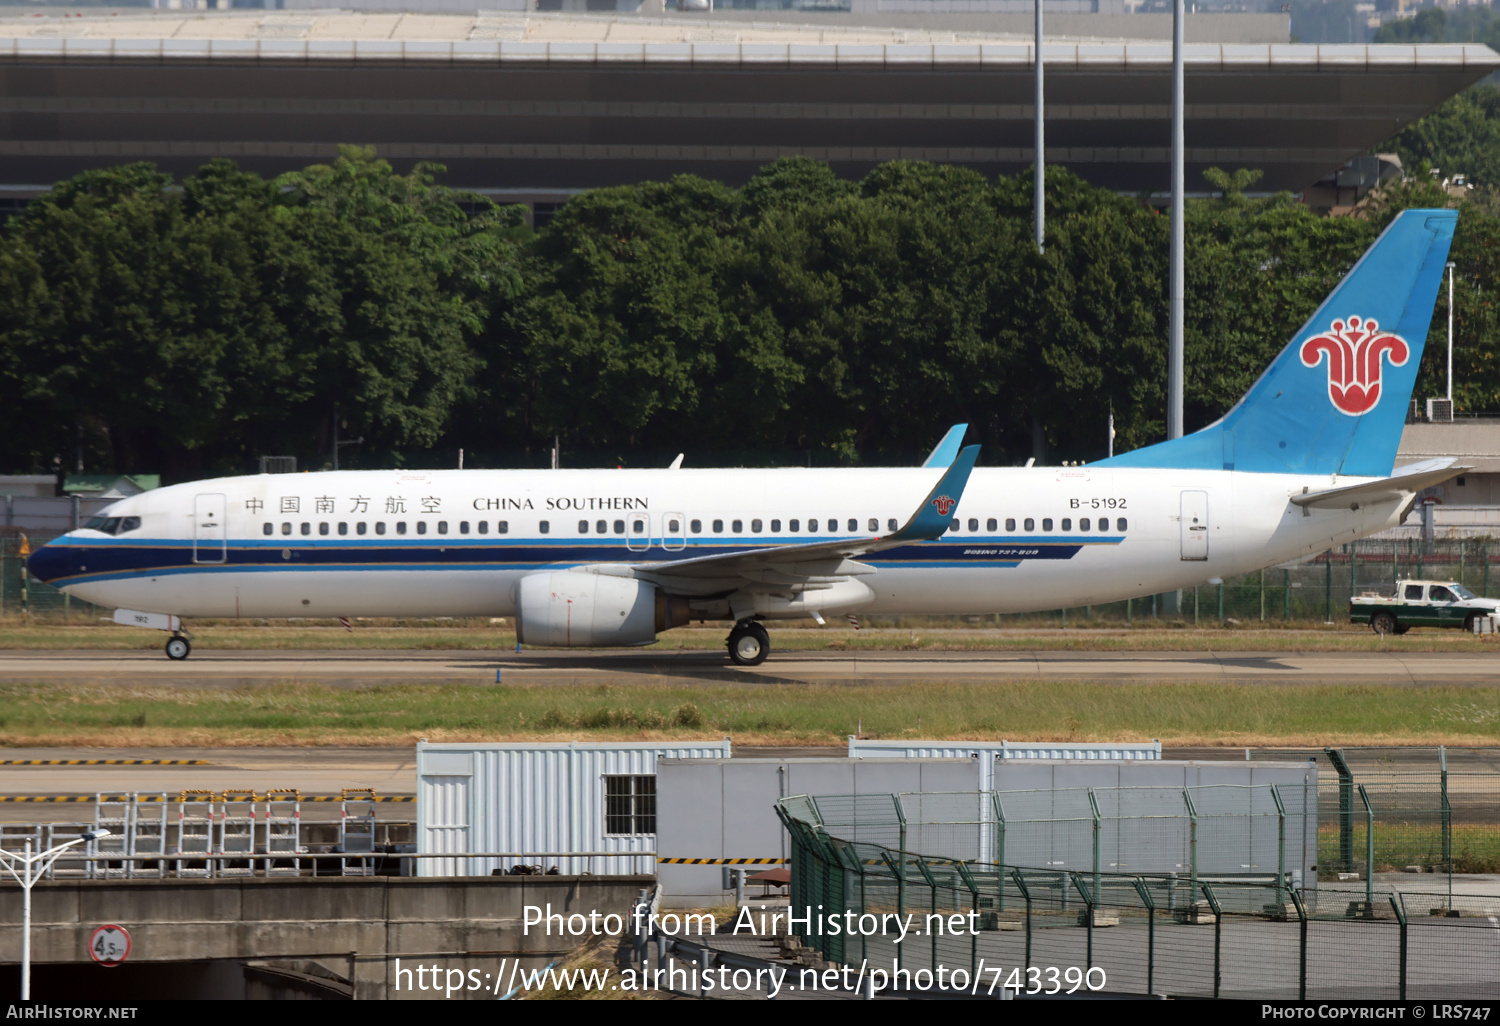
[459, 522, 469, 535]
[1061, 519, 1071, 531]
[498, 521, 508, 534]
[338, 522, 348, 536]
[732, 520, 743, 533]
[477, 521, 488, 535]
[437, 522, 448, 535]
[416, 522, 427, 535]
[713, 520, 724, 533]
[318, 522, 329, 536]
[539, 521, 550, 534]
[375, 522, 386, 536]
[614, 520, 625, 534]
[888, 519, 898, 532]
[281, 523, 292, 536]
[847, 519, 857, 533]
[988, 518, 998, 531]
[1080, 518, 1090, 532]
[808, 519, 818, 532]
[968, 518, 979, 532]
[1042, 519, 1053, 531]
[596, 520, 607, 534]
[356, 522, 367, 536]
[301, 522, 311, 536]
[263, 523, 273, 536]
[1023, 518, 1035, 531]
[868, 518, 879, 532]
[667, 518, 681, 534]
[630, 517, 646, 535]
[751, 519, 763, 533]
[1405, 585, 1424, 601]
[690, 520, 702, 534]
[578, 520, 590, 534]
[396, 522, 407, 535]
[770, 519, 781, 532]
[949, 519, 960, 532]
[790, 519, 800, 532]
[1006, 519, 1016, 531]
[1116, 518, 1127, 532]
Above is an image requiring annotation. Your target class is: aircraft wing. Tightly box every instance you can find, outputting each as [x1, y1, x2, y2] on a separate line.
[1290, 464, 1469, 511]
[620, 445, 980, 584]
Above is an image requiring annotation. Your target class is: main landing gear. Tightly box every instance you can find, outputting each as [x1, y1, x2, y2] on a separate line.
[165, 634, 192, 661]
[727, 619, 770, 666]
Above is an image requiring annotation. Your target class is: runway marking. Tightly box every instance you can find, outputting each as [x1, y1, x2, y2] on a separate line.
[0, 759, 212, 766]
[657, 857, 785, 865]
[0, 794, 414, 802]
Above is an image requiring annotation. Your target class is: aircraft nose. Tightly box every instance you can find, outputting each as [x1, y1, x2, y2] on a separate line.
[26, 540, 73, 584]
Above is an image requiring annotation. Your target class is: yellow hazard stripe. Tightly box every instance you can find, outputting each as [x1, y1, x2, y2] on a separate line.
[0, 794, 414, 803]
[656, 858, 786, 865]
[0, 759, 212, 766]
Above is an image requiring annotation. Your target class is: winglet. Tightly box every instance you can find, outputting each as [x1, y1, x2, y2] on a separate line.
[889, 444, 980, 541]
[921, 424, 969, 468]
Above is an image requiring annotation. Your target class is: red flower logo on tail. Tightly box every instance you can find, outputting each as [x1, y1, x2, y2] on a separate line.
[1299, 316, 1409, 416]
[932, 495, 956, 517]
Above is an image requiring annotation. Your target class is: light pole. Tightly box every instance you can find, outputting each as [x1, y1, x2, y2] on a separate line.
[1034, 0, 1045, 253]
[1167, 0, 1185, 439]
[0, 828, 110, 999]
[1447, 261, 1456, 405]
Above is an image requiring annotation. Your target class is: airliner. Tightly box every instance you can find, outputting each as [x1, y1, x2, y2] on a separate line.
[27, 209, 1461, 665]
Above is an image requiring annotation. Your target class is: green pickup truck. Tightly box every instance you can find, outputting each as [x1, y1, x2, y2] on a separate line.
[1349, 580, 1500, 635]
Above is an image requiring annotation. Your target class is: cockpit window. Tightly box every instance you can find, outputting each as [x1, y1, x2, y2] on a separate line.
[84, 516, 142, 536]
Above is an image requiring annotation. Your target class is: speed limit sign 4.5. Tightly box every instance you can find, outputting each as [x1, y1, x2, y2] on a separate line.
[88, 924, 131, 967]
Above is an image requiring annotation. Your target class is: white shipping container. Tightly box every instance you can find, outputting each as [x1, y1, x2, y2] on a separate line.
[416, 739, 732, 877]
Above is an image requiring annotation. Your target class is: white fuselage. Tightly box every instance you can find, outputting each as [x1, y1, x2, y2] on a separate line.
[41, 465, 1405, 621]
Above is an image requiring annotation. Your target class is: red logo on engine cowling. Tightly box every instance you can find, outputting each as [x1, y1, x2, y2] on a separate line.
[932, 495, 956, 516]
[1298, 315, 1409, 417]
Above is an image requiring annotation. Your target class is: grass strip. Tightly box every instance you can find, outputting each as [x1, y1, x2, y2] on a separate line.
[0, 679, 1496, 749]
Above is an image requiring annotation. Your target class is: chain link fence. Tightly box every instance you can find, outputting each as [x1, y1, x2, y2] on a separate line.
[1241, 748, 1500, 881]
[0, 533, 106, 620]
[777, 795, 1500, 999]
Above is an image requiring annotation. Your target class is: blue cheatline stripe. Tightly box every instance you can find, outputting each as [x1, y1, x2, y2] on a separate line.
[44, 535, 1123, 587]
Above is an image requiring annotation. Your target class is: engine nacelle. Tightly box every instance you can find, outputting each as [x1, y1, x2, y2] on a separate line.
[515, 572, 690, 647]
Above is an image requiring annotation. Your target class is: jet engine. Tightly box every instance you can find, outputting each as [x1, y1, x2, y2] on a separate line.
[514, 572, 691, 647]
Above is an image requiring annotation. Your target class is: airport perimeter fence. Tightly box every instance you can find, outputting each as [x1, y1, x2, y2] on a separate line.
[921, 537, 1500, 626]
[0, 532, 104, 620]
[1255, 747, 1500, 880]
[776, 797, 1500, 999]
[794, 786, 1315, 913]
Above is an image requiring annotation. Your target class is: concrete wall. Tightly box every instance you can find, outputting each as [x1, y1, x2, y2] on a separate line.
[0, 874, 652, 999]
[656, 757, 981, 906]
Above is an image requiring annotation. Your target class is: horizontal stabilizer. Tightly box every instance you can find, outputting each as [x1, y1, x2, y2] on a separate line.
[1290, 465, 1469, 510]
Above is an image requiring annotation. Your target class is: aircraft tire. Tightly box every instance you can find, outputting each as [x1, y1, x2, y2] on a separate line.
[728, 622, 769, 666]
[165, 636, 191, 661]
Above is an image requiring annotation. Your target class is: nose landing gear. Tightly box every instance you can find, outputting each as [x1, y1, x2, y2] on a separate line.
[727, 620, 770, 666]
[165, 634, 192, 661]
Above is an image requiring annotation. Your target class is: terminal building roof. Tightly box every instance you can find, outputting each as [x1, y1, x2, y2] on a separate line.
[0, 11, 1492, 195]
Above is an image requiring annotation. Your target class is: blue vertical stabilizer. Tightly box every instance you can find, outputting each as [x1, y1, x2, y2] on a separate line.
[1097, 209, 1457, 477]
